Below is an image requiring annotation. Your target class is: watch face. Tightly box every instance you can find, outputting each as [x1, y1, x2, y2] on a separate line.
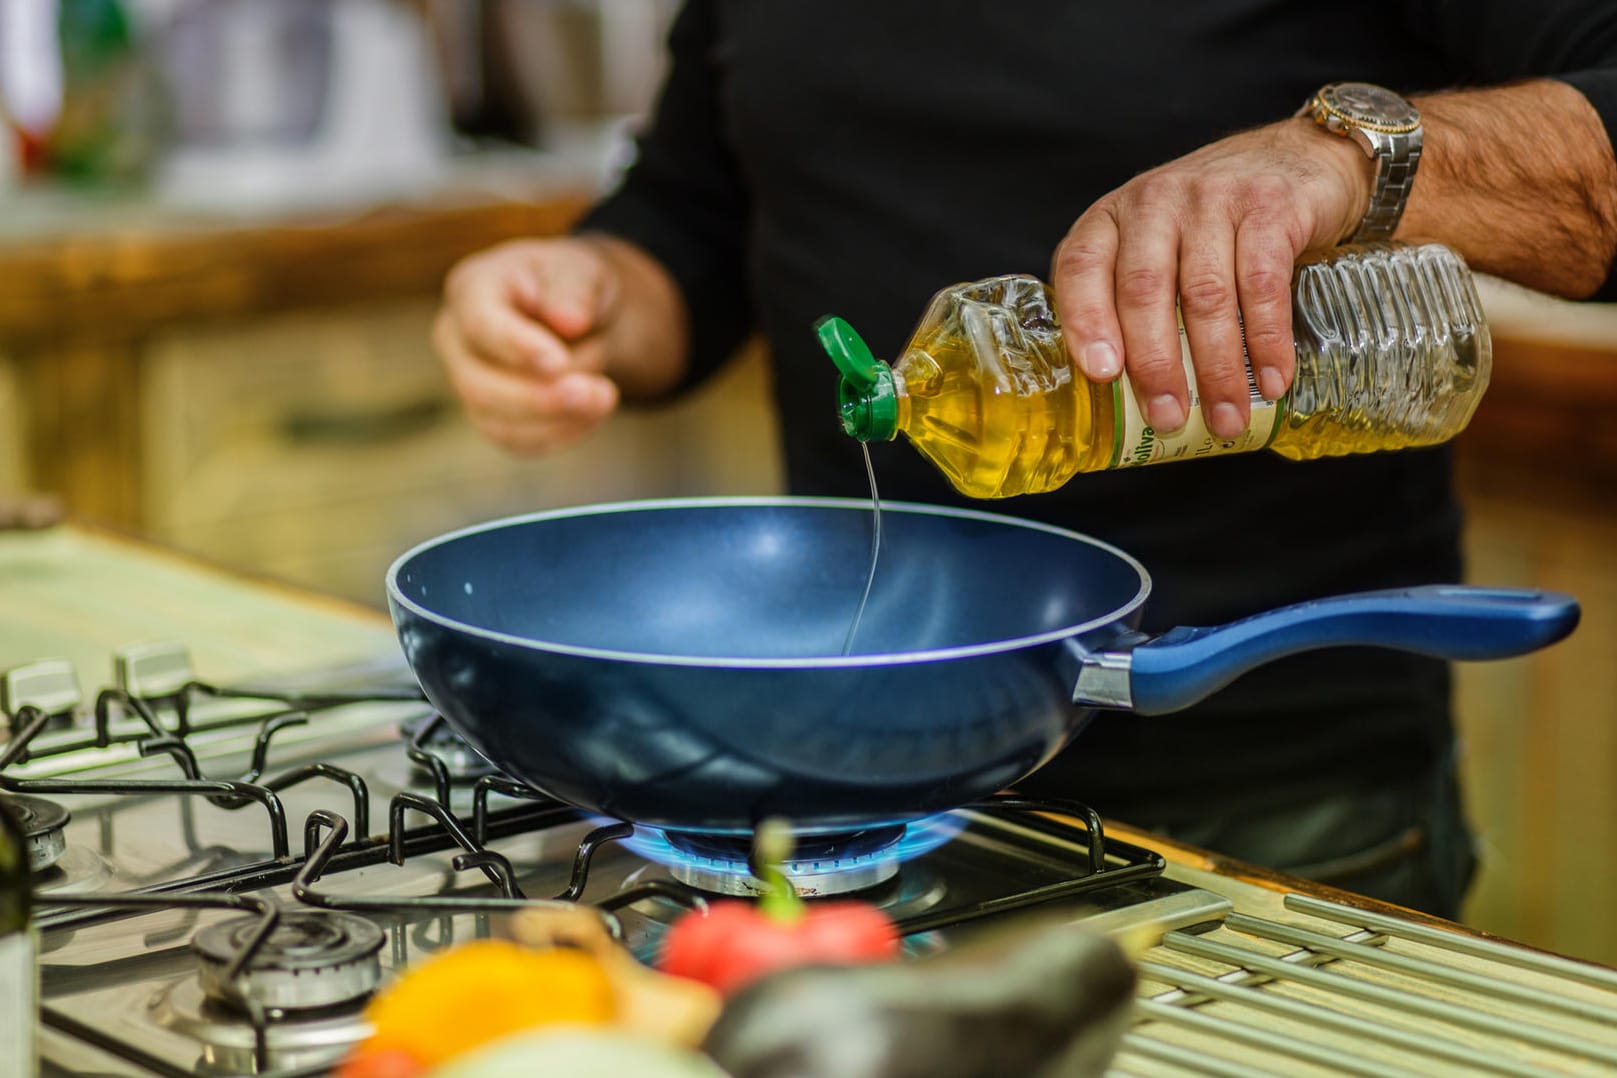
[1320, 82, 1420, 132]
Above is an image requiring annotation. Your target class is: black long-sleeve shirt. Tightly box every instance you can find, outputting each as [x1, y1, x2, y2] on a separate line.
[581, 1, 1617, 821]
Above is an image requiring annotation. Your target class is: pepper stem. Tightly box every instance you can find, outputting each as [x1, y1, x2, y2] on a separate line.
[752, 818, 804, 923]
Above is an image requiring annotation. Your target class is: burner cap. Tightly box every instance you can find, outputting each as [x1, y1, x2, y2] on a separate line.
[4, 793, 70, 873]
[194, 911, 384, 1014]
[659, 825, 908, 897]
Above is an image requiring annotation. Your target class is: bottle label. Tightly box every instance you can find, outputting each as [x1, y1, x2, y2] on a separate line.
[0, 931, 35, 1076]
[1109, 315, 1283, 468]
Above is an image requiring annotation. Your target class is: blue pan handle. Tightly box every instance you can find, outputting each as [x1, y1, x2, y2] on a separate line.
[1073, 586, 1580, 716]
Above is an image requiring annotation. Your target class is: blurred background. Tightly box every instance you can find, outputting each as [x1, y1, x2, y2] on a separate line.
[0, 0, 777, 601]
[0, 0, 1613, 967]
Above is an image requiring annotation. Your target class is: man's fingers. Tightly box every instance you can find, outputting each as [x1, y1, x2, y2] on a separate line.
[433, 238, 628, 460]
[513, 243, 618, 343]
[449, 281, 576, 376]
[1176, 217, 1250, 441]
[1233, 216, 1298, 401]
[440, 316, 618, 425]
[1051, 209, 1125, 382]
[549, 370, 620, 418]
[474, 371, 620, 456]
[440, 346, 552, 424]
[461, 371, 619, 456]
[1111, 185, 1190, 433]
[434, 314, 540, 423]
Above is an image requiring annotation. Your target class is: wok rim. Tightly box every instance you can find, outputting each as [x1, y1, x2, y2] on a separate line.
[385, 495, 1152, 669]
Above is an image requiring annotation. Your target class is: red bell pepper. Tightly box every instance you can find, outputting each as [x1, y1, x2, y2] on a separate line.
[659, 820, 899, 995]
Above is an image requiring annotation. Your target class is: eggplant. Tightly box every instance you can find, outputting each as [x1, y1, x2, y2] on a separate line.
[701, 915, 1137, 1078]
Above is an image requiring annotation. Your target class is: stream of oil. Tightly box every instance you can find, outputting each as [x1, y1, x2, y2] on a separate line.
[840, 442, 882, 656]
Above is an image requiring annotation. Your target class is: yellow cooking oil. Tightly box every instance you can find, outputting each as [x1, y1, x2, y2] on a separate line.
[884, 295, 1114, 498]
[840, 441, 882, 655]
[1267, 243, 1490, 461]
[821, 242, 1490, 499]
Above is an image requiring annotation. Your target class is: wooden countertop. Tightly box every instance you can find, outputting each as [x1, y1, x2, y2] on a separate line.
[0, 523, 400, 690]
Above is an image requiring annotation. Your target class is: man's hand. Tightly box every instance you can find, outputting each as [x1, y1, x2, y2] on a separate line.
[1051, 118, 1371, 440]
[433, 238, 626, 456]
[1051, 79, 1617, 443]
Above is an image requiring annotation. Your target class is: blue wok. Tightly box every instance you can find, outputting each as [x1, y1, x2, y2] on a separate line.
[387, 497, 1577, 835]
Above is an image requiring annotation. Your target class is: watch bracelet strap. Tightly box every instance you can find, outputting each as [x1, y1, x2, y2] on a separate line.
[1352, 132, 1421, 242]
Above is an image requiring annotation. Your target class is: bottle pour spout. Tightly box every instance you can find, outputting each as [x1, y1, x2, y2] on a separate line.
[816, 315, 899, 442]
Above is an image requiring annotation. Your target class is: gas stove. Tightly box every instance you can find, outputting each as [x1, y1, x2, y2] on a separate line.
[7, 642, 1617, 1077]
[7, 643, 1213, 1076]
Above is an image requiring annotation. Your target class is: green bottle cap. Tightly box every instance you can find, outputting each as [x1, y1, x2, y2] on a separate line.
[816, 315, 897, 442]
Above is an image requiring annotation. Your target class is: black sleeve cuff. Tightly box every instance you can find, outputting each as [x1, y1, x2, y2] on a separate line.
[1556, 67, 1617, 301]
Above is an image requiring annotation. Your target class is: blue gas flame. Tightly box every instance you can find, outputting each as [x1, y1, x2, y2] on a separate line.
[619, 814, 966, 882]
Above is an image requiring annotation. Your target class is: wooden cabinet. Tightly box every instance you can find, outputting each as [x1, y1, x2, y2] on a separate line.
[0, 355, 26, 494]
[1449, 306, 1617, 967]
[0, 191, 593, 535]
[1454, 483, 1617, 968]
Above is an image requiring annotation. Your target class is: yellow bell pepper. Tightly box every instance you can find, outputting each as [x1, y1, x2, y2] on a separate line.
[345, 938, 615, 1074]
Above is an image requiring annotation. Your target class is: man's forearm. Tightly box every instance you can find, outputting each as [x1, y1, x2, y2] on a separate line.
[1399, 79, 1617, 298]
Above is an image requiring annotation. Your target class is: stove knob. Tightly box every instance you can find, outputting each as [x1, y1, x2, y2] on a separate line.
[1, 659, 82, 733]
[114, 641, 195, 702]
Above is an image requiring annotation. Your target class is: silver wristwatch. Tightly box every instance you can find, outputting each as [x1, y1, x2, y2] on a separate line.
[1299, 82, 1422, 243]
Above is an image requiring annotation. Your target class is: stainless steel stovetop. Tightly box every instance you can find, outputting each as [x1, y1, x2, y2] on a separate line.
[7, 645, 1226, 1077]
[8, 645, 1617, 1078]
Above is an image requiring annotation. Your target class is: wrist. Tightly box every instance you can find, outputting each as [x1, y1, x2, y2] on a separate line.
[1285, 116, 1377, 247]
[1297, 83, 1423, 244]
[575, 232, 691, 397]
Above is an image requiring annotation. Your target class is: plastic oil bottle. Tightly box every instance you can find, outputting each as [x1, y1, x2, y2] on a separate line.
[820, 242, 1491, 499]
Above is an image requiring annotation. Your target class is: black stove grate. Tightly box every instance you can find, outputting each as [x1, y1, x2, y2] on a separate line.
[12, 667, 1165, 924]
